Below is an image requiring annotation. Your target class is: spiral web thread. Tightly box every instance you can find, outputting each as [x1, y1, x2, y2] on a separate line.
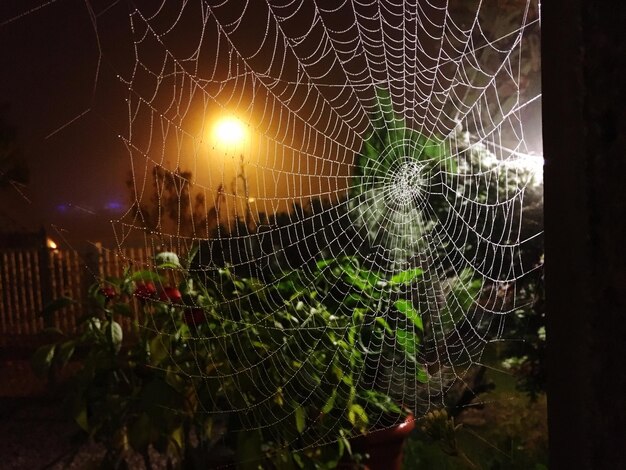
[112, 0, 543, 442]
[13, 0, 543, 449]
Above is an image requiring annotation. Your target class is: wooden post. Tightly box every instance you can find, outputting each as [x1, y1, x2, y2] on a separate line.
[543, 1, 626, 468]
[37, 228, 54, 327]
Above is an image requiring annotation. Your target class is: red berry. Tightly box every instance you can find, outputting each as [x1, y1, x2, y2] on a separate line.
[134, 282, 157, 300]
[159, 286, 183, 304]
[99, 285, 117, 300]
[184, 308, 206, 326]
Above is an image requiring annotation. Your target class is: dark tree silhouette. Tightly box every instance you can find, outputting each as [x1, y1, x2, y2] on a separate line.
[0, 105, 29, 193]
[126, 166, 222, 238]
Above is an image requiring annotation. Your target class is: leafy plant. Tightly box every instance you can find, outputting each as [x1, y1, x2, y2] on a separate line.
[33, 251, 429, 469]
[33, 253, 193, 468]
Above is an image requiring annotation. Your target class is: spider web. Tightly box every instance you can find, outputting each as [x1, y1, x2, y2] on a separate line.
[115, 0, 542, 437]
[7, 0, 543, 452]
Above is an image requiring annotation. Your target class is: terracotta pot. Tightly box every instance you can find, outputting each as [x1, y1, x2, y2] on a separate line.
[350, 414, 416, 470]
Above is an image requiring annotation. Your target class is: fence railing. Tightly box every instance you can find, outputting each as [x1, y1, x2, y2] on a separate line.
[0, 243, 161, 347]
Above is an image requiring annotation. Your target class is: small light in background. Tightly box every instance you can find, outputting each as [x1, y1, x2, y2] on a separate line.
[104, 201, 124, 213]
[46, 237, 58, 250]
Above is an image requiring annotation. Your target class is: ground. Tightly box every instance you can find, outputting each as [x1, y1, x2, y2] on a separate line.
[0, 359, 169, 470]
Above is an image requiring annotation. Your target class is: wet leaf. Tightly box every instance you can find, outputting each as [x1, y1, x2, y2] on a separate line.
[295, 405, 306, 433]
[394, 299, 423, 331]
[390, 268, 424, 286]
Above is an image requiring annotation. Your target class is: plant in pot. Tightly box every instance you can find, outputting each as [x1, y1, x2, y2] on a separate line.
[305, 256, 427, 469]
[33, 249, 429, 469]
[176, 253, 429, 469]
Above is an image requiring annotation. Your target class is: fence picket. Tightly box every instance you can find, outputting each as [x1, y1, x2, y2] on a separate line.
[0, 244, 185, 341]
[9, 252, 22, 335]
[0, 254, 6, 334]
[2, 253, 14, 335]
[21, 251, 38, 334]
[30, 250, 44, 331]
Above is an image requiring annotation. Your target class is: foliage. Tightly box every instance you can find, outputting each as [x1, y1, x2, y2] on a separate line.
[404, 391, 548, 469]
[33, 252, 430, 469]
[500, 270, 546, 399]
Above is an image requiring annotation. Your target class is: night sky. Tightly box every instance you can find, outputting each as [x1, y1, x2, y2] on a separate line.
[1, 0, 136, 245]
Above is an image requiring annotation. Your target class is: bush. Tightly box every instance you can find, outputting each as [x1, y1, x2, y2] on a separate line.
[33, 252, 428, 469]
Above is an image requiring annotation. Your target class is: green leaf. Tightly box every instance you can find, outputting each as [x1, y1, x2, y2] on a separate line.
[73, 399, 89, 432]
[375, 316, 393, 335]
[444, 156, 458, 174]
[316, 259, 335, 269]
[348, 403, 368, 428]
[374, 87, 396, 128]
[106, 321, 123, 353]
[343, 270, 369, 292]
[128, 413, 153, 452]
[389, 268, 423, 286]
[344, 292, 363, 308]
[55, 340, 75, 368]
[86, 317, 102, 333]
[203, 417, 214, 439]
[149, 334, 170, 366]
[417, 365, 429, 384]
[394, 300, 424, 331]
[292, 452, 304, 469]
[40, 327, 65, 341]
[170, 426, 184, 453]
[295, 405, 306, 433]
[339, 429, 353, 457]
[111, 303, 132, 317]
[340, 373, 353, 387]
[396, 328, 419, 356]
[347, 325, 357, 347]
[31, 343, 56, 378]
[444, 269, 482, 322]
[360, 390, 402, 414]
[322, 390, 336, 414]
[155, 251, 181, 269]
[423, 140, 445, 160]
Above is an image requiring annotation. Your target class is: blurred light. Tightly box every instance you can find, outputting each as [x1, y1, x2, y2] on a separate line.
[104, 201, 124, 212]
[215, 117, 245, 145]
[46, 238, 58, 250]
[248, 197, 255, 203]
[518, 153, 544, 184]
[505, 152, 544, 185]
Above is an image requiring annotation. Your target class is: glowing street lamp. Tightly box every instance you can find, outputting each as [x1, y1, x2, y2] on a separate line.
[214, 117, 246, 145]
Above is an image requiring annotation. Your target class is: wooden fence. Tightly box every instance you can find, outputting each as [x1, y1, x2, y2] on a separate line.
[0, 243, 160, 348]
